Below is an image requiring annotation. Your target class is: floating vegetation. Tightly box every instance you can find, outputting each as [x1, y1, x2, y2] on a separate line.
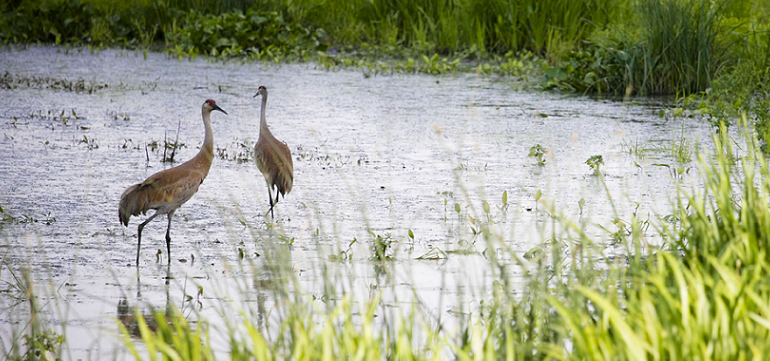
[77, 134, 98, 150]
[0, 204, 13, 223]
[370, 232, 394, 261]
[663, 135, 693, 164]
[146, 137, 187, 163]
[28, 109, 81, 126]
[295, 144, 368, 168]
[0, 71, 107, 93]
[316, 50, 545, 79]
[528, 144, 546, 166]
[0, 206, 56, 226]
[620, 138, 656, 159]
[107, 109, 131, 121]
[215, 142, 371, 165]
[162, 123, 182, 163]
[586, 154, 604, 174]
[620, 133, 694, 167]
[216, 141, 253, 163]
[416, 246, 447, 260]
[328, 238, 356, 263]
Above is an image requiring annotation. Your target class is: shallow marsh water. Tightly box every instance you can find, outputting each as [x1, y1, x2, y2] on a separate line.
[0, 46, 713, 358]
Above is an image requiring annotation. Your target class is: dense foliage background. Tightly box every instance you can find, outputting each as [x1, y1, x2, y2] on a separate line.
[3, 0, 768, 93]
[3, 0, 769, 135]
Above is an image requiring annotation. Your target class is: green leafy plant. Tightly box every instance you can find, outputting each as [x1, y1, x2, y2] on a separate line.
[371, 233, 394, 261]
[528, 144, 546, 166]
[586, 154, 604, 174]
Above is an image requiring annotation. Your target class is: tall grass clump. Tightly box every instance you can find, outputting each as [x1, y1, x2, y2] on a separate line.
[705, 7, 770, 146]
[549, 0, 736, 96]
[636, 0, 727, 94]
[248, 0, 618, 57]
[560, 124, 770, 358]
[465, 121, 770, 359]
[0, 265, 66, 360]
[652, 0, 770, 149]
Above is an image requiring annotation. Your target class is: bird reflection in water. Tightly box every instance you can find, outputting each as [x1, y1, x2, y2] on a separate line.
[118, 266, 274, 341]
[116, 266, 173, 338]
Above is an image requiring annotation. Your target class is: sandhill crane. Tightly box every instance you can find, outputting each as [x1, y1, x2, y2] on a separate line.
[253, 86, 293, 219]
[119, 99, 227, 266]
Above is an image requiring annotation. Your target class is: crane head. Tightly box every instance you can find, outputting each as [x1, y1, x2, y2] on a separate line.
[253, 85, 267, 98]
[203, 99, 227, 115]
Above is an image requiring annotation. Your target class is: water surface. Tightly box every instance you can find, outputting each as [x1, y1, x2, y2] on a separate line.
[0, 46, 712, 358]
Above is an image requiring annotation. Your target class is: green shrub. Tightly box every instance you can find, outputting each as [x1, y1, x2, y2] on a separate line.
[548, 0, 734, 96]
[1, 0, 97, 44]
[165, 9, 326, 59]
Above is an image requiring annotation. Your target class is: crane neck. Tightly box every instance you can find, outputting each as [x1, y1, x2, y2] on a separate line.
[259, 93, 272, 138]
[193, 109, 214, 171]
[201, 109, 214, 154]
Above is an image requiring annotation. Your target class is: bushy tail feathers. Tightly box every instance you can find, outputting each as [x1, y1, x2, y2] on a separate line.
[119, 183, 147, 227]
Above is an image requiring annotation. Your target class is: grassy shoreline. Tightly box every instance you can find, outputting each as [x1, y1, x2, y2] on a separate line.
[3, 0, 769, 139]
[2, 1, 768, 86]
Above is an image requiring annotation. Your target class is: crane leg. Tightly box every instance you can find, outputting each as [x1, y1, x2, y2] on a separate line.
[136, 212, 161, 266]
[265, 182, 275, 219]
[165, 210, 175, 264]
[268, 191, 281, 218]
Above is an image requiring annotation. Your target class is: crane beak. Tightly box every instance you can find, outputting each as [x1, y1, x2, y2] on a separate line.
[252, 92, 259, 98]
[214, 104, 227, 115]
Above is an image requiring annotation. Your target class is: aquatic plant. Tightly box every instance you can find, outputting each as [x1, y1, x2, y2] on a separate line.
[370, 232, 394, 261]
[162, 122, 182, 163]
[585, 154, 604, 174]
[0, 72, 108, 93]
[528, 144, 546, 166]
[620, 138, 654, 159]
[164, 9, 325, 60]
[664, 135, 692, 164]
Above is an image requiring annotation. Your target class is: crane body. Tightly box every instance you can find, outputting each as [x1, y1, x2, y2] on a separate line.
[253, 86, 293, 219]
[119, 100, 227, 265]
